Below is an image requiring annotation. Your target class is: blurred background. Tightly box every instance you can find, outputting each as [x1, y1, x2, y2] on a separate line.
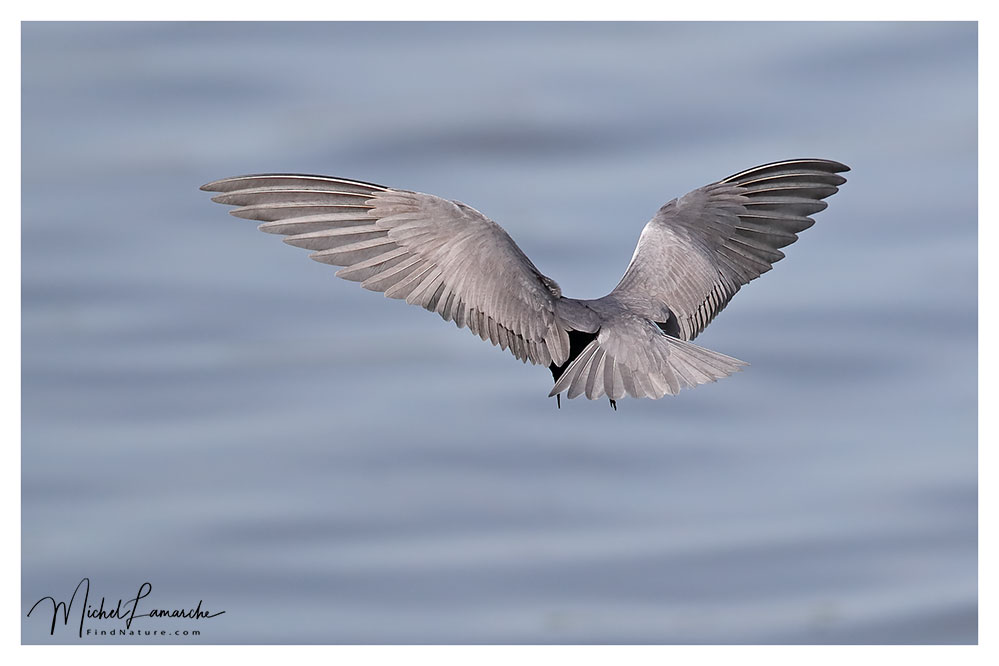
[21, 22, 976, 643]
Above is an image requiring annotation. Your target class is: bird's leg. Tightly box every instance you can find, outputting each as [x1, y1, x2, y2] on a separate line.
[556, 394, 561, 409]
[609, 399, 617, 411]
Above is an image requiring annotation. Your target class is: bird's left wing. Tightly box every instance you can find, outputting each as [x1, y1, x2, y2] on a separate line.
[611, 159, 849, 341]
[202, 175, 570, 366]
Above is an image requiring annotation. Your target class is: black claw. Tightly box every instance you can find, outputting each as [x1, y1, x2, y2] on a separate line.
[609, 399, 617, 411]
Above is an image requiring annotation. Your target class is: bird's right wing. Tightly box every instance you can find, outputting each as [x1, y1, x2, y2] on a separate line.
[612, 159, 849, 340]
[202, 175, 570, 366]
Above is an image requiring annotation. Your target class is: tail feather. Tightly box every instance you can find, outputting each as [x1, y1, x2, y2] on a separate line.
[548, 316, 746, 400]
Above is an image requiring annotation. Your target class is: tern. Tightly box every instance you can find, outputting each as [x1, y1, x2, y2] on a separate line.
[202, 158, 848, 408]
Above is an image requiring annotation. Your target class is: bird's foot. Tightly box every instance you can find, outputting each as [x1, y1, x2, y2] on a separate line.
[609, 399, 617, 411]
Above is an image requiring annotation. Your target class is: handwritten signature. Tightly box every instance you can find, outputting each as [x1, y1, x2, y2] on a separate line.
[27, 578, 225, 637]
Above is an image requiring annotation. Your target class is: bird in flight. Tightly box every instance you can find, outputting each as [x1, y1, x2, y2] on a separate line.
[202, 158, 848, 409]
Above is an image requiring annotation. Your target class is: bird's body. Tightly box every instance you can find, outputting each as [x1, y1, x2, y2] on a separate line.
[202, 159, 848, 406]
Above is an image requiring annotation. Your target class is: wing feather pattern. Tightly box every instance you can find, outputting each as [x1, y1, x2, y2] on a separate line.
[611, 159, 849, 341]
[201, 174, 570, 366]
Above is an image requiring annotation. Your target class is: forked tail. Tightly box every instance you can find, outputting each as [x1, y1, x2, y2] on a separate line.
[548, 315, 746, 401]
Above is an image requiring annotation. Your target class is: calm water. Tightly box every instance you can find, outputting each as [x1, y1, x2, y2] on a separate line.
[21, 22, 977, 644]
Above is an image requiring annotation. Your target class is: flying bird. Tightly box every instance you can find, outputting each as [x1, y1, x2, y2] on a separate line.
[202, 158, 848, 409]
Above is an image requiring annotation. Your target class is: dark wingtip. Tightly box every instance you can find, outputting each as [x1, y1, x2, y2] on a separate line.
[200, 179, 228, 192]
[824, 159, 850, 173]
[788, 158, 850, 173]
[721, 158, 851, 185]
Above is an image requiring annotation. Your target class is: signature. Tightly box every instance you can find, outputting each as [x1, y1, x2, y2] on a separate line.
[27, 578, 225, 637]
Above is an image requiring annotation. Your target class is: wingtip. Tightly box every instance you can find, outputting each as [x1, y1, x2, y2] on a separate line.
[794, 158, 850, 173]
[825, 159, 851, 173]
[200, 179, 227, 192]
[795, 158, 850, 173]
[227, 206, 271, 220]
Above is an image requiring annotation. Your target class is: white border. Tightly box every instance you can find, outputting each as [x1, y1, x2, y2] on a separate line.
[7, 4, 990, 664]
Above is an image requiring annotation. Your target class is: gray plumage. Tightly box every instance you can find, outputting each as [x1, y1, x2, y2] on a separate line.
[202, 158, 848, 404]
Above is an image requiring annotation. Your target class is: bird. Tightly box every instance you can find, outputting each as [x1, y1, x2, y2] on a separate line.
[202, 158, 848, 409]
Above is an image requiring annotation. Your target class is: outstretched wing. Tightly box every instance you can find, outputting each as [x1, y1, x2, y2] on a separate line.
[611, 159, 849, 341]
[201, 174, 570, 366]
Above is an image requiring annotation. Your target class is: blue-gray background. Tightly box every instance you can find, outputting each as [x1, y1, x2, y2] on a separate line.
[22, 22, 977, 644]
